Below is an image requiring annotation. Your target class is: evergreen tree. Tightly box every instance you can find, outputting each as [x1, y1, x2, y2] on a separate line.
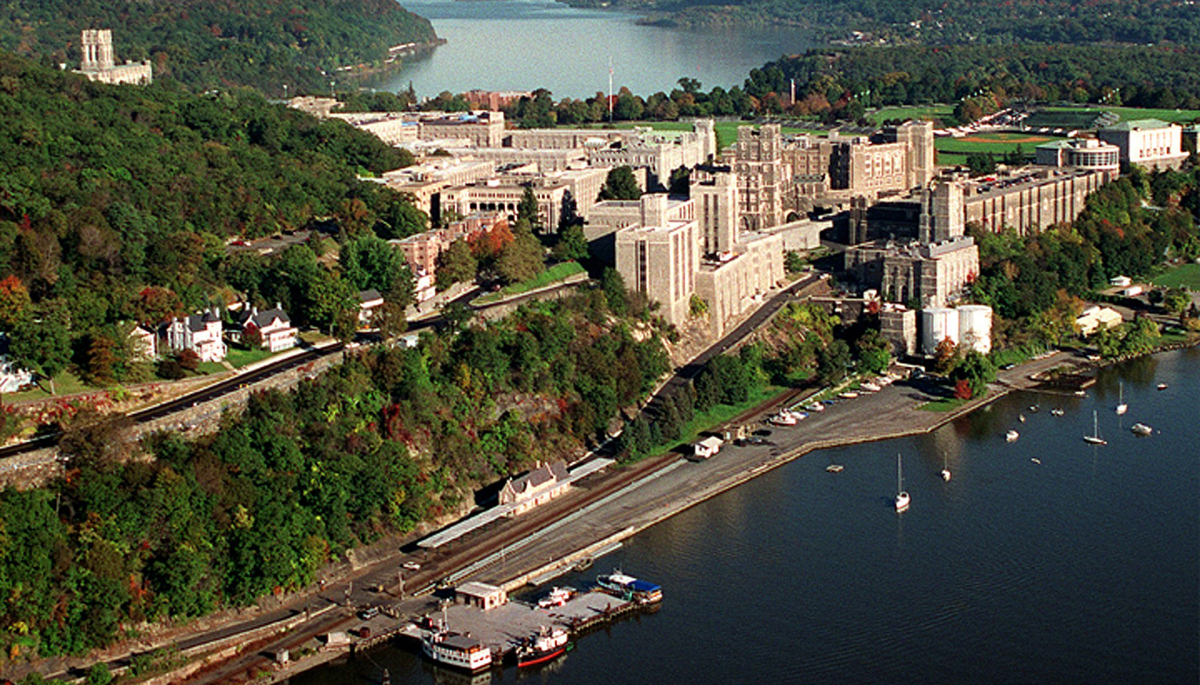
[599, 166, 642, 201]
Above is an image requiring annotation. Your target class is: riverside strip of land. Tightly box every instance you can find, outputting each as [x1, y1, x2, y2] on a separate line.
[176, 349, 1080, 684]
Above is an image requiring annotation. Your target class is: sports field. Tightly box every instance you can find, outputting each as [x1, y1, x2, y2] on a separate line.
[935, 131, 1057, 166]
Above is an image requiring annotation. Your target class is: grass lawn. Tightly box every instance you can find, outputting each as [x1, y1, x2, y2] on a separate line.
[1041, 105, 1200, 125]
[625, 384, 789, 464]
[935, 132, 1058, 166]
[474, 261, 586, 304]
[225, 346, 275, 369]
[868, 105, 954, 126]
[917, 396, 967, 412]
[1151, 263, 1200, 290]
[196, 362, 227, 375]
[5, 370, 91, 402]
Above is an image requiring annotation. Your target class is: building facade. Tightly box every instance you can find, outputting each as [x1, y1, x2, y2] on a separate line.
[74, 30, 152, 85]
[165, 310, 226, 362]
[615, 196, 700, 325]
[733, 124, 785, 232]
[1097, 119, 1188, 169]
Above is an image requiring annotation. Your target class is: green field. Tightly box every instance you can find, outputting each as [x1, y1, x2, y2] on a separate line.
[580, 121, 824, 151]
[868, 105, 954, 126]
[1152, 263, 1200, 290]
[934, 131, 1057, 166]
[1042, 106, 1200, 125]
[474, 261, 586, 305]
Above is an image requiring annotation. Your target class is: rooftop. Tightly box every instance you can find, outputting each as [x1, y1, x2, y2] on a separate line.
[1102, 119, 1176, 132]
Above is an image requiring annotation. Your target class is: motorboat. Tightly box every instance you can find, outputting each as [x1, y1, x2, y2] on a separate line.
[770, 411, 798, 426]
[1006, 430, 1020, 443]
[516, 626, 570, 667]
[807, 402, 825, 412]
[895, 454, 910, 513]
[826, 464, 844, 473]
[1083, 410, 1107, 445]
[1157, 383, 1168, 391]
[839, 391, 859, 399]
[1131, 423, 1152, 436]
[860, 382, 882, 393]
[1050, 408, 1064, 417]
[597, 570, 662, 604]
[537, 587, 575, 609]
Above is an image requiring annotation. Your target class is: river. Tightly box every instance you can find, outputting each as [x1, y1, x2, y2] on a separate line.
[287, 348, 1198, 685]
[378, 0, 813, 99]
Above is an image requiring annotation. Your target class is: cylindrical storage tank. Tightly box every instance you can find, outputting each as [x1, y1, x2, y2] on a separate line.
[921, 307, 960, 357]
[957, 305, 993, 355]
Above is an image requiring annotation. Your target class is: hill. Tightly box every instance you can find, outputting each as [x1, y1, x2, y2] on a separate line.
[0, 0, 437, 94]
[564, 0, 1200, 45]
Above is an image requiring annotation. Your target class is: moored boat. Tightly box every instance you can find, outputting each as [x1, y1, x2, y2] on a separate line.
[597, 569, 662, 604]
[516, 626, 570, 667]
[422, 630, 493, 672]
[1083, 410, 1107, 445]
[537, 587, 575, 609]
[826, 464, 844, 473]
[770, 410, 798, 426]
[1006, 430, 1020, 443]
[1131, 423, 1152, 436]
[895, 454, 910, 513]
[1157, 383, 1168, 391]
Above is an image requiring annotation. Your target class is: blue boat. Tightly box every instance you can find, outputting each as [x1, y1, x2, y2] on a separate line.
[596, 569, 663, 605]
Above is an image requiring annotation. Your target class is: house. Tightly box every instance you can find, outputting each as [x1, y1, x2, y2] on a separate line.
[233, 305, 298, 353]
[1076, 305, 1124, 336]
[129, 324, 157, 360]
[693, 436, 724, 460]
[358, 289, 384, 328]
[165, 310, 226, 362]
[498, 460, 570, 516]
[0, 355, 35, 393]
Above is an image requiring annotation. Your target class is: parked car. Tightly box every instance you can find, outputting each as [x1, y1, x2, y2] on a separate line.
[403, 561, 421, 571]
[358, 607, 379, 620]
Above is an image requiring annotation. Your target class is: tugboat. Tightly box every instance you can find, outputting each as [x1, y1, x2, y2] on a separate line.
[515, 626, 571, 667]
[422, 627, 493, 672]
[597, 569, 663, 604]
[537, 587, 575, 609]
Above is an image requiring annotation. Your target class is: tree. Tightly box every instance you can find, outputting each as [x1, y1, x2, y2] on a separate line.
[340, 234, 414, 306]
[9, 300, 71, 394]
[517, 185, 541, 231]
[0, 274, 31, 329]
[553, 224, 588, 262]
[816, 339, 852, 385]
[497, 219, 545, 285]
[557, 190, 584, 234]
[436, 239, 478, 291]
[84, 334, 118, 386]
[932, 337, 959, 375]
[950, 350, 996, 398]
[600, 268, 629, 316]
[598, 166, 641, 201]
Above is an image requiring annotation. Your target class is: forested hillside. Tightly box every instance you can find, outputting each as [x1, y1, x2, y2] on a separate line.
[0, 51, 427, 390]
[0, 0, 437, 94]
[563, 0, 1200, 44]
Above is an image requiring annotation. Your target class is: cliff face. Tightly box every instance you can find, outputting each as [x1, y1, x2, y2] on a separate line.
[0, 0, 438, 94]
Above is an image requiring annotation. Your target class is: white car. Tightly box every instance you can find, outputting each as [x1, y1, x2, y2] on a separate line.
[403, 561, 421, 571]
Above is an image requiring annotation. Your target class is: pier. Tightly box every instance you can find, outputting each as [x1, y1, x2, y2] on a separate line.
[396, 589, 643, 663]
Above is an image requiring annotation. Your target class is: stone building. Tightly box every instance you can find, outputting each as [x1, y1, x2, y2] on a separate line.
[1097, 119, 1188, 170]
[962, 168, 1112, 235]
[695, 231, 785, 334]
[74, 30, 152, 85]
[845, 237, 979, 309]
[381, 159, 496, 217]
[615, 195, 700, 325]
[441, 180, 568, 233]
[692, 172, 739, 254]
[733, 124, 786, 232]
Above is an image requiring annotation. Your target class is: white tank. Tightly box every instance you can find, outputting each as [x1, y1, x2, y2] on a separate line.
[957, 305, 993, 355]
[921, 308, 960, 357]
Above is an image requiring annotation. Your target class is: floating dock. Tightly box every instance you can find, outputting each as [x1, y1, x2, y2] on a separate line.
[397, 589, 644, 663]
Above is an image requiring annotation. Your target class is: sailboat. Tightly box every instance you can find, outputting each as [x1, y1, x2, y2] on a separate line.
[895, 454, 911, 513]
[1115, 381, 1128, 415]
[940, 453, 951, 482]
[1083, 410, 1107, 445]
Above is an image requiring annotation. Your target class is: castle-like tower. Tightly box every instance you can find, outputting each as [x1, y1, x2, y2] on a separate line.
[74, 30, 152, 85]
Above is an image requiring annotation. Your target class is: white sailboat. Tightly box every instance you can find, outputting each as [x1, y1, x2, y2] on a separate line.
[940, 453, 951, 482]
[895, 454, 910, 513]
[1115, 382, 1128, 416]
[1083, 410, 1107, 445]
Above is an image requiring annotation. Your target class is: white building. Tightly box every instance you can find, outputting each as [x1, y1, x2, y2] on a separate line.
[166, 310, 226, 362]
[498, 460, 571, 516]
[233, 306, 298, 353]
[129, 324, 158, 360]
[73, 30, 152, 85]
[1097, 119, 1188, 170]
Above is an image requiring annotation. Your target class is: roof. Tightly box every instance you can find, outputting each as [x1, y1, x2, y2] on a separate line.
[506, 461, 568, 498]
[182, 311, 220, 332]
[1103, 119, 1175, 131]
[441, 634, 484, 650]
[457, 581, 504, 598]
[359, 289, 383, 304]
[236, 308, 290, 329]
[696, 436, 723, 449]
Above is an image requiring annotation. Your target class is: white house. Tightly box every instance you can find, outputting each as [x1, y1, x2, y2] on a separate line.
[166, 310, 226, 362]
[233, 305, 298, 353]
[1076, 305, 1124, 336]
[129, 324, 157, 360]
[498, 460, 570, 516]
[0, 355, 35, 393]
[358, 289, 384, 328]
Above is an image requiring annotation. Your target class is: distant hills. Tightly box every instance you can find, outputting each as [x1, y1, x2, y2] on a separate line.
[561, 0, 1200, 45]
[0, 0, 437, 95]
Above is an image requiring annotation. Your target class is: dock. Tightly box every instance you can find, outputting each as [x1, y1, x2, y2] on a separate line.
[396, 589, 643, 662]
